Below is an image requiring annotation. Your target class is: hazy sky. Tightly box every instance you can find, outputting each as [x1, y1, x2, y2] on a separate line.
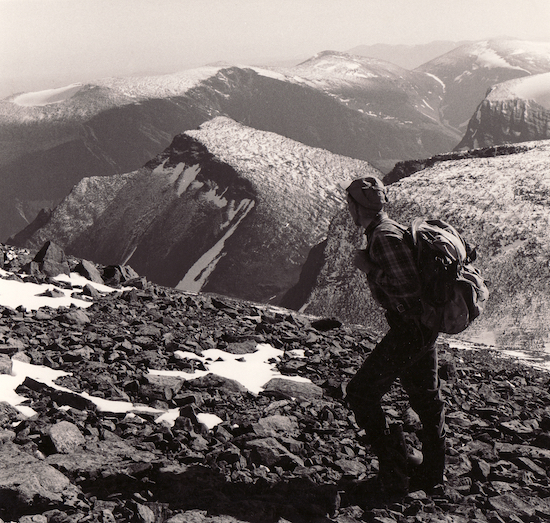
[1, 0, 549, 98]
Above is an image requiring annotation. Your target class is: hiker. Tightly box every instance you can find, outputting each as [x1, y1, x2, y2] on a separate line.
[344, 176, 445, 496]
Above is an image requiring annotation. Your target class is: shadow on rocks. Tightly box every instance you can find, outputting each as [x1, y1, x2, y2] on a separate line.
[149, 464, 342, 523]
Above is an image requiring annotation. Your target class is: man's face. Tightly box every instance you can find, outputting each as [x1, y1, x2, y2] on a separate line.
[347, 196, 361, 226]
[348, 196, 360, 225]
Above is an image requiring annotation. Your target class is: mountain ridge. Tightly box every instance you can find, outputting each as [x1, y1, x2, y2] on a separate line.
[295, 140, 550, 350]
[11, 116, 378, 305]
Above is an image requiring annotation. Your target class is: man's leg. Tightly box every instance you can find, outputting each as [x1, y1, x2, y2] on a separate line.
[345, 318, 430, 494]
[400, 337, 446, 491]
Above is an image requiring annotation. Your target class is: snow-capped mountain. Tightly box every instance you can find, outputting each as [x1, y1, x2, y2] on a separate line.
[456, 72, 550, 149]
[417, 38, 550, 131]
[10, 117, 379, 304]
[0, 57, 462, 242]
[282, 51, 457, 128]
[289, 140, 550, 350]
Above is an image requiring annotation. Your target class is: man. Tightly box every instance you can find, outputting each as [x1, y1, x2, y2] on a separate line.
[344, 176, 445, 496]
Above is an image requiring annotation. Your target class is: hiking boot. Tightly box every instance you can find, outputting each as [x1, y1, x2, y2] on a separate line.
[408, 466, 445, 494]
[409, 432, 445, 493]
[372, 424, 410, 497]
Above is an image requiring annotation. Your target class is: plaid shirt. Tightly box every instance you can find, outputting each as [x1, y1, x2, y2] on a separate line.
[364, 214, 422, 315]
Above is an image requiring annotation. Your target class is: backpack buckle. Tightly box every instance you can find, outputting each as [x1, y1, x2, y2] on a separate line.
[396, 304, 406, 313]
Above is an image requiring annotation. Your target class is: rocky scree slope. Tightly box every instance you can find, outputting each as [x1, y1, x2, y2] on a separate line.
[1, 242, 550, 523]
[10, 117, 377, 306]
[296, 140, 550, 350]
[416, 38, 550, 133]
[0, 58, 460, 242]
[456, 72, 550, 150]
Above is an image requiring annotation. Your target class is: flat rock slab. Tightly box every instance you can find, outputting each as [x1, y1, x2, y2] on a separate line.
[262, 378, 323, 401]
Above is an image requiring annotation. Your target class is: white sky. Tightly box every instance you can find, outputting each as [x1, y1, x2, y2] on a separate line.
[1, 0, 549, 98]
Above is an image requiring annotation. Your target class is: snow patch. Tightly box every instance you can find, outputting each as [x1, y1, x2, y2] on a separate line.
[248, 67, 288, 82]
[151, 343, 312, 395]
[5, 359, 162, 418]
[202, 187, 228, 208]
[0, 270, 119, 311]
[176, 199, 255, 292]
[13, 83, 83, 106]
[424, 73, 445, 89]
[176, 165, 201, 196]
[474, 47, 530, 73]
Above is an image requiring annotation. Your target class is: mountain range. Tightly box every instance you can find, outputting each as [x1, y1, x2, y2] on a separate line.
[3, 37, 550, 242]
[4, 37, 550, 350]
[0, 56, 457, 242]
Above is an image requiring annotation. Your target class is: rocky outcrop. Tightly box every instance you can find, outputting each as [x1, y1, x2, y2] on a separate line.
[299, 140, 550, 351]
[10, 117, 378, 305]
[1, 244, 550, 522]
[384, 143, 533, 184]
[457, 99, 550, 150]
[456, 73, 550, 150]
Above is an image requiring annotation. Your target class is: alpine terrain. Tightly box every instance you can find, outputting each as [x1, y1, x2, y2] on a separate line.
[1, 238, 550, 522]
[10, 117, 379, 305]
[0, 55, 460, 242]
[290, 140, 550, 351]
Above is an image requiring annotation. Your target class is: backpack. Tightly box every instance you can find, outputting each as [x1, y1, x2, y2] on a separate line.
[409, 218, 489, 334]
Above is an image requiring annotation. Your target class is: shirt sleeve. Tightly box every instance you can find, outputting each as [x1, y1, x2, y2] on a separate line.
[368, 231, 422, 313]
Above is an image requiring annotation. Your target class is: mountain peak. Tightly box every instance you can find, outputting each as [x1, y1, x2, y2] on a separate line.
[295, 50, 406, 77]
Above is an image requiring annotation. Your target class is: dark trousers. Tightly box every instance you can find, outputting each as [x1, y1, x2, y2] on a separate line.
[346, 312, 444, 452]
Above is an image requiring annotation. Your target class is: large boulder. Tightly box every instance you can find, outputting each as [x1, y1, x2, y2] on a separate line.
[28, 241, 70, 278]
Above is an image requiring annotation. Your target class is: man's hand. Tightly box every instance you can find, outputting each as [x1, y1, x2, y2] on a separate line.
[353, 249, 374, 274]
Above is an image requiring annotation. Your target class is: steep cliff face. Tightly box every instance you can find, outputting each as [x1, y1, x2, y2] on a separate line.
[298, 140, 550, 350]
[11, 117, 380, 304]
[456, 72, 550, 150]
